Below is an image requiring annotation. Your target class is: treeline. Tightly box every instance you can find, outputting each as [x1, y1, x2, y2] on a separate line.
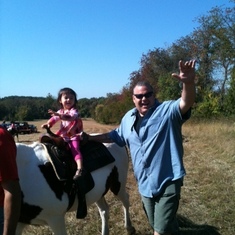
[0, 95, 106, 122]
[1, 2, 235, 124]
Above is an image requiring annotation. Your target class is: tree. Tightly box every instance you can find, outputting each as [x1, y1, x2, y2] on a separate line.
[15, 105, 31, 121]
[129, 48, 180, 99]
[0, 103, 8, 120]
[194, 3, 235, 108]
[224, 67, 235, 115]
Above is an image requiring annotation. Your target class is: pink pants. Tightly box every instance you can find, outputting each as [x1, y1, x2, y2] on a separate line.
[68, 137, 82, 161]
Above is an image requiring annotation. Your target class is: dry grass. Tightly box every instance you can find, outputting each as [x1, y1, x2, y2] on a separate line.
[12, 118, 235, 235]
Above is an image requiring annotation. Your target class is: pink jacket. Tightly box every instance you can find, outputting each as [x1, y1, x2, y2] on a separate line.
[48, 108, 83, 140]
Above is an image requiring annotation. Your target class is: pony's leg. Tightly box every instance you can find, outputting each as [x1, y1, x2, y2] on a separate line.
[46, 215, 67, 235]
[116, 189, 136, 235]
[95, 197, 109, 235]
[15, 222, 27, 235]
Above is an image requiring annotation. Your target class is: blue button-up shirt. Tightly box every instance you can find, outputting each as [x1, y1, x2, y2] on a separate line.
[109, 99, 190, 197]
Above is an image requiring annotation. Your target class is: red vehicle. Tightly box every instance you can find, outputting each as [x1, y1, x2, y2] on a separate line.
[16, 122, 32, 134]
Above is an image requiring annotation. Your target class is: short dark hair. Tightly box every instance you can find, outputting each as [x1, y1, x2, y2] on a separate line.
[133, 81, 154, 93]
[57, 87, 78, 109]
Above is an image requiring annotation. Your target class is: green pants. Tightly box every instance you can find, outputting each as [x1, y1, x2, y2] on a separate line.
[141, 179, 182, 234]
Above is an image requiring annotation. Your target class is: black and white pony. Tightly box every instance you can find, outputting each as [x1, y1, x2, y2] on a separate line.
[15, 138, 136, 235]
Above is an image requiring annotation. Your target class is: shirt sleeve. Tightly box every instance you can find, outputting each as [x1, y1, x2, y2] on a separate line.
[60, 108, 79, 121]
[109, 130, 126, 147]
[0, 128, 18, 182]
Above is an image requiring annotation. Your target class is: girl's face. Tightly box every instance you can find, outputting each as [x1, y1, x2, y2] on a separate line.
[60, 93, 75, 110]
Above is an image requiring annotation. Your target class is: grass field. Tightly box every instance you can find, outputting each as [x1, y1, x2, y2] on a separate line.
[10, 118, 235, 235]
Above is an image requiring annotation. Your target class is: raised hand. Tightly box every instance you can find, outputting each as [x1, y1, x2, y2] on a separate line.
[172, 60, 196, 84]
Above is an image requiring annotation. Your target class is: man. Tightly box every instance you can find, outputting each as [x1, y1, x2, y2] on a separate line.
[84, 60, 196, 235]
[0, 126, 21, 235]
[0, 122, 6, 130]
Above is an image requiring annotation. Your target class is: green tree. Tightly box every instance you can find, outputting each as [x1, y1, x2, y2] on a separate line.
[15, 105, 31, 121]
[157, 73, 181, 101]
[94, 104, 105, 123]
[224, 67, 235, 115]
[0, 103, 8, 120]
[194, 3, 235, 109]
[194, 92, 220, 118]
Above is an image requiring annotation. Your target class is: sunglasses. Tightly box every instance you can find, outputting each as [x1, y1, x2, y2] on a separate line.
[133, 91, 153, 99]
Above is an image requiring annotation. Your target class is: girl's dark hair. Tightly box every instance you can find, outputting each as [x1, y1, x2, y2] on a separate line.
[57, 87, 78, 109]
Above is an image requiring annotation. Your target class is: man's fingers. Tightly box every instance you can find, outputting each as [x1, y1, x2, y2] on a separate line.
[172, 73, 180, 80]
[191, 60, 196, 68]
[183, 60, 196, 68]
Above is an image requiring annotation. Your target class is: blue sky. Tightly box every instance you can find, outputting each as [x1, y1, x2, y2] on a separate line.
[0, 0, 232, 99]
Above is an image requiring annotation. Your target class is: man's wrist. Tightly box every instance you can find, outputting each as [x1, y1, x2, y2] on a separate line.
[182, 82, 195, 86]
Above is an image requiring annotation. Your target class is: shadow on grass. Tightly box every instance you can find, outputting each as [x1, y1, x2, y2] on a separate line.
[134, 214, 220, 235]
[177, 214, 221, 235]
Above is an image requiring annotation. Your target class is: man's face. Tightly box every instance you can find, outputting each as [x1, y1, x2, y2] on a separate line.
[132, 85, 155, 116]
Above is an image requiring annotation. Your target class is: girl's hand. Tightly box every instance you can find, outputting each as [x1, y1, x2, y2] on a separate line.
[41, 123, 50, 129]
[48, 109, 59, 117]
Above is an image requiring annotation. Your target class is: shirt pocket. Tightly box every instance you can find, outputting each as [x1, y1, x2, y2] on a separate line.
[145, 116, 165, 135]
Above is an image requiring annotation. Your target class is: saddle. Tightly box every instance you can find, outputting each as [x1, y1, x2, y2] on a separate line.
[40, 134, 115, 219]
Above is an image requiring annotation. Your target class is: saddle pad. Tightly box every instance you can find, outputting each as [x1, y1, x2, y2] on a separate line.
[81, 140, 115, 172]
[42, 143, 74, 181]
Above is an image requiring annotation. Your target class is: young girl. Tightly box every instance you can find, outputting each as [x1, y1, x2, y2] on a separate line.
[41, 87, 83, 180]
